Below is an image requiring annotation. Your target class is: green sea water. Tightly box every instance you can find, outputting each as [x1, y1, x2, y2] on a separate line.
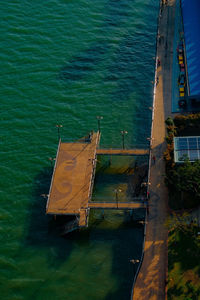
[0, 0, 159, 299]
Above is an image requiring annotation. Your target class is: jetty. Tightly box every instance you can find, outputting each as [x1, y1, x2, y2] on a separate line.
[132, 0, 175, 299]
[46, 132, 100, 227]
[46, 131, 148, 230]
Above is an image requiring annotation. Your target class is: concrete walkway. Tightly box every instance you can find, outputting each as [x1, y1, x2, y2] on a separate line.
[132, 1, 176, 299]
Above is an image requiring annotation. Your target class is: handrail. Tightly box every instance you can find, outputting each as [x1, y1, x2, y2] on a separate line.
[46, 139, 61, 212]
[130, 0, 161, 298]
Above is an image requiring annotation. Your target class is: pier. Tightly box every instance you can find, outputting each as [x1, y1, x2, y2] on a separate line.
[97, 149, 149, 156]
[46, 131, 148, 230]
[132, 0, 175, 299]
[46, 132, 100, 227]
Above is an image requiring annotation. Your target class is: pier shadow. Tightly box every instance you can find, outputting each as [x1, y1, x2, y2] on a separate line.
[87, 217, 144, 300]
[23, 167, 76, 269]
[22, 164, 146, 297]
[89, 157, 146, 299]
[127, 164, 148, 198]
[94, 156, 148, 201]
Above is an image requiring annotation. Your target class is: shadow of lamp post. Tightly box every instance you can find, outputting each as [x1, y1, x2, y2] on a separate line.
[130, 259, 140, 274]
[49, 157, 56, 168]
[121, 130, 128, 149]
[56, 124, 63, 141]
[114, 188, 122, 209]
[96, 116, 103, 132]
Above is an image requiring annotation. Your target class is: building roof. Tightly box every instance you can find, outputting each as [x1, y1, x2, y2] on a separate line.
[174, 136, 200, 162]
[181, 0, 200, 97]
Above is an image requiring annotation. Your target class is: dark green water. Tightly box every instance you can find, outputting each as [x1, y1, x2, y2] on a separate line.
[0, 1, 158, 299]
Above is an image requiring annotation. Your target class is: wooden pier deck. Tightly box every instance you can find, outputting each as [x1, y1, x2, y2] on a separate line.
[97, 149, 149, 156]
[88, 202, 146, 209]
[46, 132, 99, 227]
[46, 131, 149, 230]
[132, 1, 174, 298]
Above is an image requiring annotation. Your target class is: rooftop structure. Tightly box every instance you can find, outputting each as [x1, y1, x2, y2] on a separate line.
[181, 0, 200, 99]
[174, 136, 200, 162]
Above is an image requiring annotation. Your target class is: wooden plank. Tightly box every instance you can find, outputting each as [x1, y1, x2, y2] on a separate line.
[79, 209, 88, 227]
[88, 202, 147, 209]
[46, 132, 99, 215]
[96, 149, 149, 156]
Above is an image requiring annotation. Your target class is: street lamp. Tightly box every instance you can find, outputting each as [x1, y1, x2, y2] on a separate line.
[138, 220, 146, 225]
[130, 259, 140, 264]
[96, 116, 103, 132]
[56, 124, 63, 141]
[147, 137, 154, 149]
[114, 188, 122, 209]
[130, 259, 140, 273]
[141, 182, 151, 187]
[40, 194, 49, 198]
[121, 130, 128, 149]
[146, 137, 154, 141]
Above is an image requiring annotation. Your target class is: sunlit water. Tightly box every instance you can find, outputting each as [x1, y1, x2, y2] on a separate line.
[0, 1, 158, 299]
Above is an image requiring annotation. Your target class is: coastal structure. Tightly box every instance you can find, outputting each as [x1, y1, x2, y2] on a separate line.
[46, 131, 148, 232]
[132, 0, 175, 298]
[133, 1, 200, 299]
[46, 132, 100, 228]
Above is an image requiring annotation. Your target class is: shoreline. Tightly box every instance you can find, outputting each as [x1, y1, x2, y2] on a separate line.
[132, 0, 176, 299]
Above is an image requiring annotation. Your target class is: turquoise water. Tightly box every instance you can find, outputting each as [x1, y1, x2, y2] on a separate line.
[0, 0, 158, 299]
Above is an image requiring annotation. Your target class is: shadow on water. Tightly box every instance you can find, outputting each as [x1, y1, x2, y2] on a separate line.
[59, 0, 154, 150]
[88, 215, 144, 300]
[23, 167, 77, 268]
[23, 164, 145, 298]
[89, 158, 145, 299]
[60, 43, 108, 82]
[104, 34, 140, 101]
[103, 0, 133, 29]
[94, 155, 149, 199]
[59, 0, 135, 85]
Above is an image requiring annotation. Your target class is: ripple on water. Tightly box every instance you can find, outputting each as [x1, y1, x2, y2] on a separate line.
[0, 0, 159, 299]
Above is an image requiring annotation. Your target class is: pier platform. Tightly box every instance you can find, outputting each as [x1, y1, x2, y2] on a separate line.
[46, 131, 148, 230]
[46, 132, 100, 227]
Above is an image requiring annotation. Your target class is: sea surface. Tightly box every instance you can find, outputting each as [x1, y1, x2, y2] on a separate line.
[0, 1, 159, 299]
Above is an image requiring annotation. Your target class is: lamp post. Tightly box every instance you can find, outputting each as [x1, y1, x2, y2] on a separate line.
[40, 194, 49, 199]
[121, 130, 128, 149]
[141, 182, 151, 187]
[96, 116, 103, 132]
[130, 259, 140, 273]
[56, 124, 63, 141]
[114, 188, 122, 209]
[147, 137, 154, 149]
